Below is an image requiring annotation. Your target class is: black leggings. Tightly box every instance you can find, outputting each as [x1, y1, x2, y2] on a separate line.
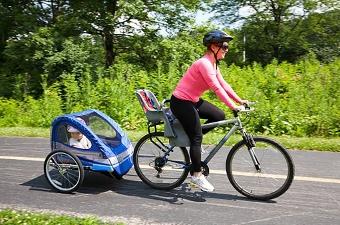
[170, 95, 225, 172]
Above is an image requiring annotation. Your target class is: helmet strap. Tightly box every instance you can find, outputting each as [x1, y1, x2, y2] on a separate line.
[209, 46, 222, 70]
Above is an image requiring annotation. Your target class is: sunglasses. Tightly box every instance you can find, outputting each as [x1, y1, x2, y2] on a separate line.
[219, 43, 229, 51]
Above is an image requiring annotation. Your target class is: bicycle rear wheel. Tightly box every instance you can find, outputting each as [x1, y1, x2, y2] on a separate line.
[44, 149, 84, 193]
[226, 137, 294, 200]
[133, 132, 190, 190]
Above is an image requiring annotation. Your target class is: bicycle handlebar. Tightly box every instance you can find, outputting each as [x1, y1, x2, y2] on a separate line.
[233, 102, 256, 117]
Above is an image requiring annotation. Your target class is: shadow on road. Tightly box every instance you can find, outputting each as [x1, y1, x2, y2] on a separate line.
[21, 174, 56, 193]
[21, 171, 275, 204]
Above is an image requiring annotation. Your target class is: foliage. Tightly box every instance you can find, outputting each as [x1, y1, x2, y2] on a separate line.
[53, 0, 206, 67]
[1, 26, 103, 98]
[1, 1, 339, 97]
[0, 58, 339, 137]
[0, 0, 205, 69]
[224, 57, 340, 137]
[211, 0, 340, 64]
[1, 27, 55, 97]
[0, 209, 124, 225]
[298, 9, 340, 62]
[0, 85, 62, 127]
[120, 27, 209, 72]
[0, 0, 339, 139]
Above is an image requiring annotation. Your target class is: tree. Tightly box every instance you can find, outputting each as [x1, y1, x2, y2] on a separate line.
[60, 0, 205, 68]
[120, 26, 210, 71]
[0, 0, 67, 59]
[298, 9, 340, 62]
[0, 0, 207, 97]
[0, 0, 44, 97]
[211, 0, 339, 63]
[0, 1, 41, 60]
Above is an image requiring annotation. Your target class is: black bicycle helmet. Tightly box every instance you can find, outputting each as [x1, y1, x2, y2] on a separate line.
[203, 30, 233, 47]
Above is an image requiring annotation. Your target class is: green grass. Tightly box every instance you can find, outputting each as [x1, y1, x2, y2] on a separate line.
[201, 132, 340, 152]
[0, 127, 339, 152]
[0, 209, 124, 225]
[0, 127, 50, 138]
[271, 135, 340, 152]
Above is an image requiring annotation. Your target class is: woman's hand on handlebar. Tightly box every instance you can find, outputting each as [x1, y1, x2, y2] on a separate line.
[233, 101, 256, 112]
[240, 99, 249, 105]
[241, 100, 256, 109]
[233, 105, 246, 112]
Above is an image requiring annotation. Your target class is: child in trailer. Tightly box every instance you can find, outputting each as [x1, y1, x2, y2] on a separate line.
[67, 117, 92, 149]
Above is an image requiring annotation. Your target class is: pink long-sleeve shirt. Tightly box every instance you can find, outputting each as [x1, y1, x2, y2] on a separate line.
[173, 54, 242, 110]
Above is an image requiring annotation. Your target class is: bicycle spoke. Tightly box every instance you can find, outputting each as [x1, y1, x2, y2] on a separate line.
[134, 132, 190, 190]
[227, 137, 294, 200]
[44, 150, 84, 193]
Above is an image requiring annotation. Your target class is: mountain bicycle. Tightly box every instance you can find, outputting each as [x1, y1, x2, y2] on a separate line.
[133, 89, 295, 200]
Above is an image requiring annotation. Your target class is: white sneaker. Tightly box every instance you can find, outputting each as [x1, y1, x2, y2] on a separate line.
[191, 175, 214, 192]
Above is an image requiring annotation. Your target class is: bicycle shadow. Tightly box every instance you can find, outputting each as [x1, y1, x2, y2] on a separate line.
[21, 172, 276, 204]
[78, 172, 276, 204]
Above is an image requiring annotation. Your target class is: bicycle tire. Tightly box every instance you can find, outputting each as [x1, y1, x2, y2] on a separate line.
[133, 132, 190, 190]
[44, 149, 84, 193]
[226, 137, 294, 200]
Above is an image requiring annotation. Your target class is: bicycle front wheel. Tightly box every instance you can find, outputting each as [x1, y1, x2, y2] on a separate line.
[226, 137, 294, 200]
[133, 132, 190, 190]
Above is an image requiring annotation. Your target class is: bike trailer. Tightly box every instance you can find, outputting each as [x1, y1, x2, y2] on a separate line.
[50, 109, 133, 176]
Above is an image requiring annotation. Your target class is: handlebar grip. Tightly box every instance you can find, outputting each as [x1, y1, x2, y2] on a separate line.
[162, 99, 170, 104]
[161, 99, 171, 107]
[243, 101, 256, 110]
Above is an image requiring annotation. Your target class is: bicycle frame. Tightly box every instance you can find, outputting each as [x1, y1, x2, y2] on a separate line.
[201, 116, 261, 172]
[139, 92, 260, 170]
[201, 117, 242, 164]
[152, 114, 259, 171]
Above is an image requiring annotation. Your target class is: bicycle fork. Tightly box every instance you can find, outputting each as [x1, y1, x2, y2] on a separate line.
[242, 132, 261, 172]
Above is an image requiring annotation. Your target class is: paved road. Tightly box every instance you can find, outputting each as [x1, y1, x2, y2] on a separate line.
[1, 137, 340, 225]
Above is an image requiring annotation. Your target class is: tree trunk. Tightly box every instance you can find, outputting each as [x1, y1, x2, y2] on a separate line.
[104, 0, 118, 68]
[104, 30, 115, 68]
[273, 45, 279, 60]
[272, 3, 282, 61]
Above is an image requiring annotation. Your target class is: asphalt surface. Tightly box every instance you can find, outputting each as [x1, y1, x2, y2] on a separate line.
[1, 137, 340, 225]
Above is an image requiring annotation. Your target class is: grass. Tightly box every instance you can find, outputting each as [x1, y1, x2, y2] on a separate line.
[0, 209, 124, 225]
[0, 127, 50, 138]
[202, 132, 340, 152]
[0, 127, 339, 152]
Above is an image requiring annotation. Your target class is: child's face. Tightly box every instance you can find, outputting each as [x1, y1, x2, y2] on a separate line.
[70, 132, 83, 140]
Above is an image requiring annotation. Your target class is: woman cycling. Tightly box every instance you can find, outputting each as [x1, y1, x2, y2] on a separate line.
[170, 30, 249, 192]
